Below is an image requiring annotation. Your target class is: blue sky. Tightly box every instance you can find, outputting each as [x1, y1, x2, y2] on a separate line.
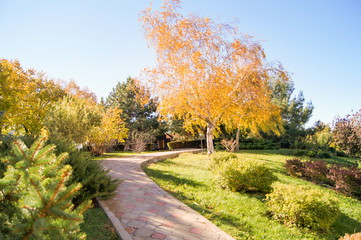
[1, 0, 360, 127]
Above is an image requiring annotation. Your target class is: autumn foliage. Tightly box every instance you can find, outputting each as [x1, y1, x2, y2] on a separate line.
[88, 108, 128, 156]
[139, 0, 288, 154]
[333, 110, 361, 157]
[0, 59, 65, 135]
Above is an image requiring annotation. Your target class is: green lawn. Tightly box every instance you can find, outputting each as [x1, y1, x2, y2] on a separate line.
[143, 150, 361, 240]
[81, 205, 120, 240]
[90, 151, 157, 161]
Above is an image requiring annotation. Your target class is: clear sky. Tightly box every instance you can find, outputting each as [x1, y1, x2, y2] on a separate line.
[1, 0, 360, 127]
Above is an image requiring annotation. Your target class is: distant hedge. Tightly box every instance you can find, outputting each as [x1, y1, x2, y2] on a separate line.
[167, 140, 206, 150]
[168, 138, 280, 150]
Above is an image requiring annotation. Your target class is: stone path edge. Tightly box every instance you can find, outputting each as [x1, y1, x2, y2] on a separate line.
[97, 149, 214, 240]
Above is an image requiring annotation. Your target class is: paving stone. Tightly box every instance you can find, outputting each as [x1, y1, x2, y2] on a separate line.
[134, 227, 154, 238]
[137, 216, 150, 222]
[125, 226, 136, 234]
[127, 220, 146, 228]
[152, 232, 167, 239]
[164, 235, 184, 240]
[147, 209, 160, 214]
[189, 227, 203, 235]
[162, 222, 175, 228]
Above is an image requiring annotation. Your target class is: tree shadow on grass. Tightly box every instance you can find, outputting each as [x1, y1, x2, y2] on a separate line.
[143, 168, 206, 188]
[326, 213, 361, 240]
[325, 156, 357, 167]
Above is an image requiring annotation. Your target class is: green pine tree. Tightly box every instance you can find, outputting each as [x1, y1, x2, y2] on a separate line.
[0, 136, 91, 240]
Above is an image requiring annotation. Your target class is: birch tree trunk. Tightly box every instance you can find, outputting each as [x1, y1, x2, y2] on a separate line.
[235, 127, 240, 152]
[206, 122, 215, 155]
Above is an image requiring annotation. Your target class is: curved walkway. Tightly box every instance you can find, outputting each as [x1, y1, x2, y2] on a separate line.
[98, 150, 235, 240]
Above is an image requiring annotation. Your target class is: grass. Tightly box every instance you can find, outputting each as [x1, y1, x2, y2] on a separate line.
[81, 204, 120, 240]
[143, 150, 361, 240]
[90, 151, 157, 161]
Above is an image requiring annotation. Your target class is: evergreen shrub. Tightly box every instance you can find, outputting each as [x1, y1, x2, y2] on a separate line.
[51, 140, 120, 206]
[266, 183, 340, 231]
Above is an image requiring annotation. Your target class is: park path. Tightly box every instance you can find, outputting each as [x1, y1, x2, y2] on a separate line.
[98, 150, 235, 240]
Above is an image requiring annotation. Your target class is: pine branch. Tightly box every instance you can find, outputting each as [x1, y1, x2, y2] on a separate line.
[30, 178, 46, 206]
[13, 140, 27, 159]
[79, 201, 92, 215]
[47, 211, 81, 221]
[30, 137, 45, 162]
[54, 152, 68, 168]
[33, 145, 56, 162]
[54, 184, 81, 206]
[41, 168, 69, 216]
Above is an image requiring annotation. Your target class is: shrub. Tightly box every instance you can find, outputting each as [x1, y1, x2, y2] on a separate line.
[318, 151, 331, 158]
[339, 232, 361, 240]
[214, 141, 225, 151]
[220, 138, 237, 152]
[124, 130, 154, 153]
[167, 140, 205, 150]
[327, 165, 361, 196]
[336, 151, 349, 157]
[51, 139, 120, 206]
[266, 183, 340, 231]
[294, 150, 307, 156]
[213, 156, 277, 193]
[307, 150, 316, 157]
[303, 160, 329, 183]
[285, 158, 304, 177]
[208, 152, 237, 172]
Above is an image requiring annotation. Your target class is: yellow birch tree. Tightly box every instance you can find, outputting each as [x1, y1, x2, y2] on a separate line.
[139, 0, 288, 154]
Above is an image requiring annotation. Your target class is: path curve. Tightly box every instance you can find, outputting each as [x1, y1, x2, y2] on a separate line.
[98, 150, 235, 240]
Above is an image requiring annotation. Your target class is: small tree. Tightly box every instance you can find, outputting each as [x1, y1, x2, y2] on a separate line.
[88, 108, 128, 156]
[0, 136, 90, 239]
[333, 110, 361, 157]
[268, 78, 313, 148]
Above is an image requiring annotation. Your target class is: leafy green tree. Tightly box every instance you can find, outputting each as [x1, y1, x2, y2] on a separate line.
[106, 77, 165, 135]
[0, 136, 90, 239]
[44, 96, 101, 144]
[269, 79, 314, 147]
